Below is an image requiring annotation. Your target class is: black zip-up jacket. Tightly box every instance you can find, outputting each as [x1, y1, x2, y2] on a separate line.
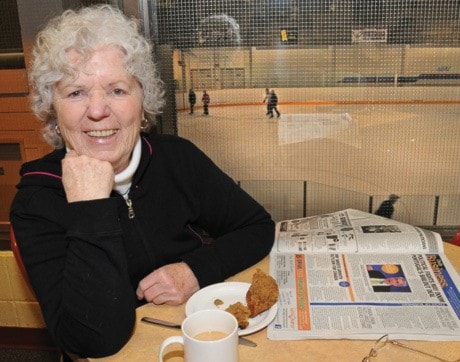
[10, 132, 275, 358]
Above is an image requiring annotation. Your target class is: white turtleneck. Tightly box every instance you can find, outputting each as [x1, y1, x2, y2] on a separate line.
[113, 137, 142, 199]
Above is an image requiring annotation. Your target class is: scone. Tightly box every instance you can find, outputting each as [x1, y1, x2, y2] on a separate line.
[225, 301, 251, 329]
[225, 269, 279, 329]
[246, 269, 279, 318]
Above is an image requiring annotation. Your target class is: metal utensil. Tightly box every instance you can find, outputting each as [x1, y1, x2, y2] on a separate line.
[141, 317, 257, 347]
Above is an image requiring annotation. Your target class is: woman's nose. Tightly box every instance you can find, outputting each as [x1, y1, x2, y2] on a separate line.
[86, 92, 111, 120]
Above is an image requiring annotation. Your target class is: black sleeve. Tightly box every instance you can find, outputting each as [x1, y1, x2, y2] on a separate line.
[10, 190, 136, 358]
[176, 141, 275, 287]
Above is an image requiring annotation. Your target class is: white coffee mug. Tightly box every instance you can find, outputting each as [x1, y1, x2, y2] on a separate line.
[159, 309, 239, 362]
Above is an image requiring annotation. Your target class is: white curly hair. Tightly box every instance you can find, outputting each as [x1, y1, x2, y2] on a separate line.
[29, 4, 164, 148]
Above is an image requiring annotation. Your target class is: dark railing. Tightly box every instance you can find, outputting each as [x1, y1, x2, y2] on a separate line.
[238, 180, 460, 228]
[0, 52, 25, 69]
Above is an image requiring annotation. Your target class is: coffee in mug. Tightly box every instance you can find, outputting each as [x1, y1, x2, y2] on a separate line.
[159, 309, 239, 362]
[193, 330, 228, 341]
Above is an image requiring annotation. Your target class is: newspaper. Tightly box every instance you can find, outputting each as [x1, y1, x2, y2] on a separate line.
[268, 209, 460, 341]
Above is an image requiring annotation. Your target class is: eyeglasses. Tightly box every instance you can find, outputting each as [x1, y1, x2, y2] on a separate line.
[362, 334, 460, 362]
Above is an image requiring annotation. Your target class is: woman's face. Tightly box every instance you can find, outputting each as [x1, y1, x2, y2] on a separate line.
[53, 47, 144, 173]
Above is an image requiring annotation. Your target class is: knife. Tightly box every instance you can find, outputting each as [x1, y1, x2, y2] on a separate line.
[141, 317, 257, 347]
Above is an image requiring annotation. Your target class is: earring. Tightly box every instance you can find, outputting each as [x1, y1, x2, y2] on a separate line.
[140, 119, 149, 131]
[55, 124, 61, 135]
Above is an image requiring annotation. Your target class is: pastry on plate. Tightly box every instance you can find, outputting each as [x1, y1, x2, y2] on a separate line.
[246, 268, 279, 318]
[225, 301, 251, 329]
[225, 269, 279, 329]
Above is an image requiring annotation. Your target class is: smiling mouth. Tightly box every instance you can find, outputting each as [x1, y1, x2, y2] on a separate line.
[85, 129, 118, 137]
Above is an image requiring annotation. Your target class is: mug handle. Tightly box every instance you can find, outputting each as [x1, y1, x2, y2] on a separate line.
[159, 335, 184, 362]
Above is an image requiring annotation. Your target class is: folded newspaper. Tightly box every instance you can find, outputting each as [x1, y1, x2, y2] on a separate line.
[268, 209, 460, 341]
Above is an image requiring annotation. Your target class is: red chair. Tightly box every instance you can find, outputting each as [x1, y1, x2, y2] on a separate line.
[452, 229, 460, 247]
[9, 225, 68, 358]
[10, 225, 35, 294]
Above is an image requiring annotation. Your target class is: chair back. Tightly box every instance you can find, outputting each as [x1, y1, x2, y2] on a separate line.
[10, 225, 35, 294]
[452, 229, 460, 247]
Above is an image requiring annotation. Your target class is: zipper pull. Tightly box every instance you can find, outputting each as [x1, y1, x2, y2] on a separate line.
[125, 198, 135, 219]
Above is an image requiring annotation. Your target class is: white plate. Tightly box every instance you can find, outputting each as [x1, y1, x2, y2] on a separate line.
[185, 282, 278, 336]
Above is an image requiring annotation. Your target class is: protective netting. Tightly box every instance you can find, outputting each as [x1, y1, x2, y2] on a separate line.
[155, 1, 460, 225]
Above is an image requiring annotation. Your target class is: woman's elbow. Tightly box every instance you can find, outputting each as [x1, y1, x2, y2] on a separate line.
[57, 311, 136, 358]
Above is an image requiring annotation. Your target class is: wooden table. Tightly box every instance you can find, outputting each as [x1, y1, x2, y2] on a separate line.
[88, 243, 460, 362]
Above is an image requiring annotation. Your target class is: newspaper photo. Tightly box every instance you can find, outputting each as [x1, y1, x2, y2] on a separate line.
[268, 209, 460, 341]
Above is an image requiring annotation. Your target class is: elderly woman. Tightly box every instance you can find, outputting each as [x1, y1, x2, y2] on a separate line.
[9, 5, 274, 358]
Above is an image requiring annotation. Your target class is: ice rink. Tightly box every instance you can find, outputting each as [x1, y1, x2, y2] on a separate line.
[177, 101, 460, 224]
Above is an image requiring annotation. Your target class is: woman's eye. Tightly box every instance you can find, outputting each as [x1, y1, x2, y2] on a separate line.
[112, 88, 125, 95]
[69, 90, 81, 98]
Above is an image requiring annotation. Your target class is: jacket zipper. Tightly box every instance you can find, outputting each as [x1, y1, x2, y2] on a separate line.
[125, 198, 135, 219]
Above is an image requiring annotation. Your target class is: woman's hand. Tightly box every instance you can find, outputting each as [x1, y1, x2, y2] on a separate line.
[62, 150, 114, 202]
[136, 262, 200, 305]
